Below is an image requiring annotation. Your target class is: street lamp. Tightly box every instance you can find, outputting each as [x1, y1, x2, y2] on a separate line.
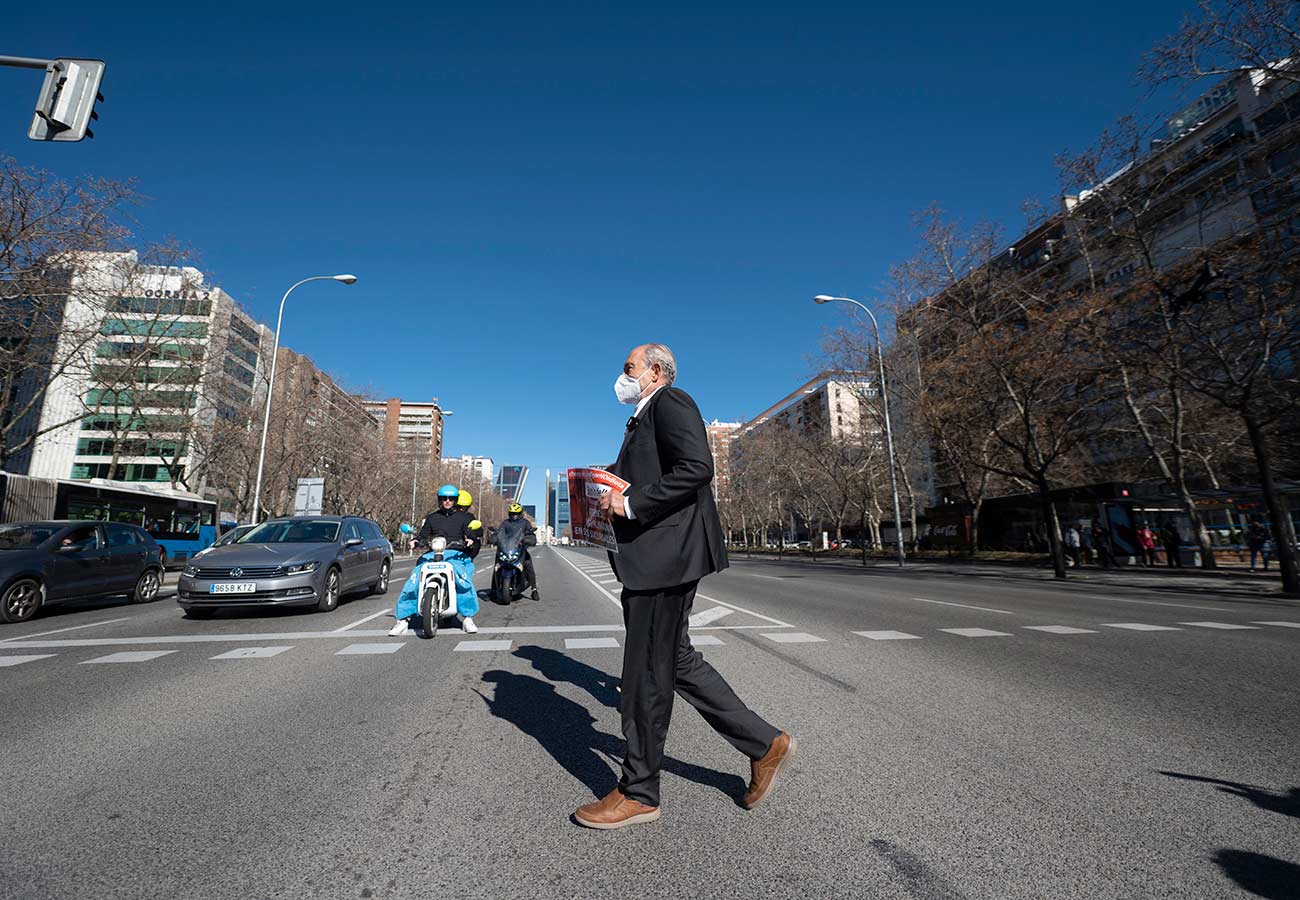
[813, 294, 906, 568]
[250, 274, 357, 525]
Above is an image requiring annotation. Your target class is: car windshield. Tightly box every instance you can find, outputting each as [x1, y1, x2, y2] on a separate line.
[241, 521, 340, 544]
[0, 524, 59, 550]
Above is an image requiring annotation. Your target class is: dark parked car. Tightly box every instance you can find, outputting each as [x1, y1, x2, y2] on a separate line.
[177, 515, 392, 618]
[0, 520, 165, 624]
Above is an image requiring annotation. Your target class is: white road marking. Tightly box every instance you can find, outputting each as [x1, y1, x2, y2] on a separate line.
[853, 630, 922, 641]
[1023, 625, 1099, 635]
[688, 606, 734, 627]
[336, 643, 404, 655]
[696, 593, 793, 628]
[1101, 623, 1182, 631]
[82, 650, 177, 664]
[1100, 597, 1235, 612]
[0, 616, 132, 643]
[762, 632, 826, 643]
[940, 628, 1012, 638]
[689, 635, 725, 646]
[210, 646, 293, 659]
[551, 549, 623, 610]
[565, 637, 620, 649]
[454, 640, 513, 652]
[912, 597, 1015, 615]
[1179, 621, 1258, 630]
[1254, 621, 1300, 628]
[332, 607, 394, 633]
[0, 654, 55, 667]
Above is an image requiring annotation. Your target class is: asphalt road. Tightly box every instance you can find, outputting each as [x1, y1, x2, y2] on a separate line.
[2, 547, 1297, 900]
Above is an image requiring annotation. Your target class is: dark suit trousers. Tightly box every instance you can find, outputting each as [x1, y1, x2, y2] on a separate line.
[617, 581, 780, 807]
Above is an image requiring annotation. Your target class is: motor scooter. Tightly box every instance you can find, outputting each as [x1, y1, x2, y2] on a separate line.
[417, 536, 463, 637]
[492, 534, 528, 604]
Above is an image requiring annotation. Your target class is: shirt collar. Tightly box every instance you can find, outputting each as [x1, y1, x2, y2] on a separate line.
[633, 384, 664, 418]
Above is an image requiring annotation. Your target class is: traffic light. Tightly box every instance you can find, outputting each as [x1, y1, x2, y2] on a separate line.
[28, 58, 104, 141]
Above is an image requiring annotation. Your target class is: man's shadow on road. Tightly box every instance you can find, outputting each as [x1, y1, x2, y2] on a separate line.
[514, 645, 620, 708]
[476, 668, 747, 804]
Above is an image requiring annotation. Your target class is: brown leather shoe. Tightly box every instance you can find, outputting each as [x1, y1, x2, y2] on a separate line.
[574, 789, 661, 830]
[742, 732, 797, 809]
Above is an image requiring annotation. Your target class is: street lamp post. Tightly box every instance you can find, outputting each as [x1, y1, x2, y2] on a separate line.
[250, 274, 357, 525]
[813, 295, 906, 568]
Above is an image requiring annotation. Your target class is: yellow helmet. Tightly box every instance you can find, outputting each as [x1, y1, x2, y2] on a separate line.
[457, 490, 473, 508]
[509, 502, 524, 514]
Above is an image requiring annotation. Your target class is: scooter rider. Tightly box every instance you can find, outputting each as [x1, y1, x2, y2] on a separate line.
[390, 483, 482, 635]
[496, 502, 540, 601]
[457, 490, 484, 560]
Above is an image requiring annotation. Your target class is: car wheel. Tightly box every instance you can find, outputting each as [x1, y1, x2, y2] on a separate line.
[132, 568, 161, 604]
[1, 578, 43, 624]
[183, 606, 216, 619]
[316, 567, 341, 612]
[371, 560, 390, 596]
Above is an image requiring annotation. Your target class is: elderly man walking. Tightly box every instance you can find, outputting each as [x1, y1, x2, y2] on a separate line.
[574, 343, 795, 830]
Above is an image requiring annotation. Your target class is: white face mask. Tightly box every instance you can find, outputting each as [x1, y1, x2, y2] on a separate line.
[614, 368, 649, 405]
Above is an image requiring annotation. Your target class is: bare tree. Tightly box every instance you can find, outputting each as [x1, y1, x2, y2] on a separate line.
[0, 158, 138, 470]
[1143, 1, 1300, 88]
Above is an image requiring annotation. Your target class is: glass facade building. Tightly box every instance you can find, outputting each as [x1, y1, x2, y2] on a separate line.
[547, 471, 571, 538]
[494, 464, 528, 502]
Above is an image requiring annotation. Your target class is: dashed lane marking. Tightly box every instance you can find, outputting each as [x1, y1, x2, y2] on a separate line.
[332, 607, 394, 633]
[335, 643, 404, 655]
[0, 616, 133, 643]
[688, 606, 734, 627]
[853, 630, 922, 641]
[81, 650, 178, 664]
[565, 637, 620, 649]
[1179, 621, 1258, 630]
[940, 628, 1012, 638]
[1101, 623, 1182, 631]
[1023, 625, 1099, 635]
[0, 654, 55, 667]
[762, 632, 826, 643]
[912, 597, 1016, 615]
[689, 635, 725, 646]
[1254, 621, 1300, 628]
[210, 646, 293, 660]
[454, 640, 513, 652]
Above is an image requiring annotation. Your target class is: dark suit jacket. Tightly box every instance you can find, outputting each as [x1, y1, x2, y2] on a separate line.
[607, 386, 728, 590]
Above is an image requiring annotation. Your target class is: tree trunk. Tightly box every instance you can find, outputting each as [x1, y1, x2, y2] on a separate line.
[1039, 485, 1067, 579]
[1243, 412, 1299, 593]
[970, 498, 983, 555]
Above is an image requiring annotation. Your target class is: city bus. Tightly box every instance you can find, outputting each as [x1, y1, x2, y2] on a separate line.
[0, 473, 218, 567]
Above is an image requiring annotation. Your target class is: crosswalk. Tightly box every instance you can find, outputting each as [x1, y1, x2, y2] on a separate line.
[2, 618, 1297, 669]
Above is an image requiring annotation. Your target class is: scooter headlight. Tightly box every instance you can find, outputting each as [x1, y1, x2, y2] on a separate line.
[430, 537, 447, 553]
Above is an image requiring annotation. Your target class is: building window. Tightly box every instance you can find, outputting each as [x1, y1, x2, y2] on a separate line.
[110, 295, 212, 317]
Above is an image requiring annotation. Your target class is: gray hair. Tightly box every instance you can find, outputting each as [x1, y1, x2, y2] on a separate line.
[643, 343, 677, 385]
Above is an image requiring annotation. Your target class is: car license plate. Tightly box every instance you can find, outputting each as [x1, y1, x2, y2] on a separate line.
[209, 582, 256, 594]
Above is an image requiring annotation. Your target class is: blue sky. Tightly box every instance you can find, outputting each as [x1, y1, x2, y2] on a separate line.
[3, 0, 1201, 515]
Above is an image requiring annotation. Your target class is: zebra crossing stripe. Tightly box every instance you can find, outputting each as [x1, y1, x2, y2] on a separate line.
[1101, 623, 1181, 631]
[1254, 621, 1300, 628]
[1179, 622, 1258, 630]
[336, 643, 404, 655]
[853, 630, 921, 641]
[454, 640, 513, 652]
[1023, 626, 1098, 635]
[762, 632, 826, 643]
[565, 637, 620, 649]
[689, 635, 725, 646]
[940, 628, 1011, 638]
[210, 646, 293, 660]
[81, 650, 177, 664]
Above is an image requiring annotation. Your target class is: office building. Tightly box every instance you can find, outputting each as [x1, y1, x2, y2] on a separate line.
[705, 420, 741, 501]
[547, 470, 571, 539]
[362, 398, 446, 460]
[494, 464, 528, 502]
[4, 251, 269, 486]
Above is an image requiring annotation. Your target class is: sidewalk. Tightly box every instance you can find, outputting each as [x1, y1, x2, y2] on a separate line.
[727, 550, 1298, 598]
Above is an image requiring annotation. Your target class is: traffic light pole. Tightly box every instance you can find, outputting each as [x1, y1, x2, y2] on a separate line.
[0, 55, 56, 70]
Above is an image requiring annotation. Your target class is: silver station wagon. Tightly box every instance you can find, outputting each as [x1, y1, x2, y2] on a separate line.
[176, 516, 391, 618]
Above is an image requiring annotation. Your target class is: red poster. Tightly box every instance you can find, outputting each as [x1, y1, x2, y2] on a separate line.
[567, 467, 631, 553]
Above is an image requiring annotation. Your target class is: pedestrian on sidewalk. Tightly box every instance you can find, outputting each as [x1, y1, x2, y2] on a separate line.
[1063, 525, 1082, 568]
[1079, 523, 1094, 565]
[1137, 524, 1158, 567]
[1161, 523, 1183, 568]
[575, 342, 795, 830]
[1247, 522, 1267, 571]
[1091, 523, 1115, 568]
[1262, 537, 1276, 571]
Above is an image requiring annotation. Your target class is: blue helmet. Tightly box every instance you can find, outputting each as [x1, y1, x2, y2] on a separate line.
[437, 483, 459, 499]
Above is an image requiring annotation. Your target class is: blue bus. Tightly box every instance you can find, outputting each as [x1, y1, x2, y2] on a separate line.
[0, 473, 218, 567]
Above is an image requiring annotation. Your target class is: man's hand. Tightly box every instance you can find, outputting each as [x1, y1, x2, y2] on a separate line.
[599, 489, 628, 518]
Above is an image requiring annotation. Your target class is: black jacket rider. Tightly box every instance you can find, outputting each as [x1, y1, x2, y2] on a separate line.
[495, 515, 538, 593]
[417, 507, 478, 552]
